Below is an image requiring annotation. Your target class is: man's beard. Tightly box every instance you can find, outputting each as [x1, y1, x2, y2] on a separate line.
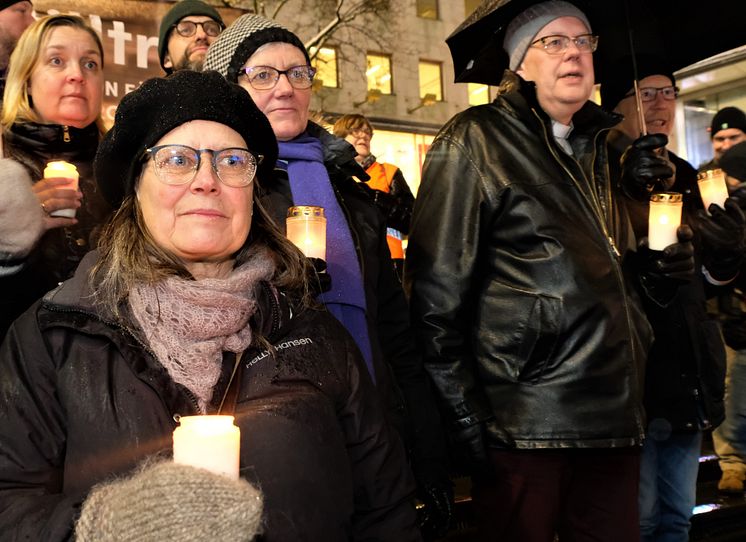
[0, 28, 17, 70]
[172, 53, 206, 72]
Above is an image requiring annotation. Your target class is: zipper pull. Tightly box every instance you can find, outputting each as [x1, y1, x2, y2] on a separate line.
[62, 125, 70, 143]
[608, 236, 621, 258]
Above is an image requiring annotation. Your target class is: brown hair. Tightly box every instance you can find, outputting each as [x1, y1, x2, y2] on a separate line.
[332, 114, 373, 139]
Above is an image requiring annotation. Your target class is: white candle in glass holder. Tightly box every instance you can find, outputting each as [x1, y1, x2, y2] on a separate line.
[697, 169, 729, 213]
[43, 161, 79, 218]
[173, 415, 240, 480]
[648, 192, 683, 251]
[286, 206, 327, 260]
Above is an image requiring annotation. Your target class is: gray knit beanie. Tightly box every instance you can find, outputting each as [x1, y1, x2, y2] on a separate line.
[203, 13, 310, 83]
[503, 1, 591, 71]
[75, 461, 263, 542]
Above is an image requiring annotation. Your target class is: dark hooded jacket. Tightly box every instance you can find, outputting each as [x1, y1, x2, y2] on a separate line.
[0, 252, 419, 541]
[0, 121, 110, 340]
[405, 74, 654, 451]
[258, 122, 449, 489]
[608, 132, 726, 433]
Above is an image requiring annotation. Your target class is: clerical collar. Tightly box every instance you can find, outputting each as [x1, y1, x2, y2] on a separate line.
[551, 120, 574, 155]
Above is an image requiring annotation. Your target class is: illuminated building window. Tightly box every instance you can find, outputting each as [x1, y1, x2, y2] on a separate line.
[310, 46, 338, 88]
[468, 83, 490, 106]
[418, 60, 443, 101]
[416, 0, 439, 19]
[366, 53, 393, 95]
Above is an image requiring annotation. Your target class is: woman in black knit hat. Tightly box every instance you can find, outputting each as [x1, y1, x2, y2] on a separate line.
[0, 69, 419, 541]
[204, 14, 453, 539]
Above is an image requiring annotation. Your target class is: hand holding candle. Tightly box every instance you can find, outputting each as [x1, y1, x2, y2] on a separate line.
[697, 169, 729, 213]
[648, 192, 683, 251]
[286, 206, 327, 261]
[43, 161, 79, 218]
[173, 415, 241, 480]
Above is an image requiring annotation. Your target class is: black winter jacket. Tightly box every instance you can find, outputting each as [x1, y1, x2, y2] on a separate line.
[258, 123, 448, 488]
[0, 252, 419, 541]
[405, 75, 654, 451]
[0, 121, 110, 339]
[608, 134, 726, 433]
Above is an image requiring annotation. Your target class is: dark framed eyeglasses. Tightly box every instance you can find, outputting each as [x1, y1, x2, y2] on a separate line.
[173, 20, 223, 38]
[237, 65, 317, 90]
[530, 34, 599, 55]
[143, 145, 263, 187]
[624, 86, 679, 102]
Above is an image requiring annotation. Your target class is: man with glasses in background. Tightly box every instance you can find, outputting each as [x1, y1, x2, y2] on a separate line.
[405, 2, 695, 540]
[602, 56, 743, 542]
[158, 0, 224, 74]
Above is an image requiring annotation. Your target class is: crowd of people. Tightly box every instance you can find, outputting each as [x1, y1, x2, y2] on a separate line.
[0, 0, 745, 541]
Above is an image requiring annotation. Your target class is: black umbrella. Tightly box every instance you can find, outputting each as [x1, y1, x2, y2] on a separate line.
[448, 0, 745, 86]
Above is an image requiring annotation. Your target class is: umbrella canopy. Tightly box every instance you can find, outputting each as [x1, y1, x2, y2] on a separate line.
[448, 0, 745, 86]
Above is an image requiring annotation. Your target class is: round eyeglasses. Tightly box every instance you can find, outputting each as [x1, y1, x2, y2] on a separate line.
[530, 34, 599, 55]
[173, 20, 223, 38]
[143, 145, 262, 187]
[624, 86, 679, 102]
[238, 65, 317, 90]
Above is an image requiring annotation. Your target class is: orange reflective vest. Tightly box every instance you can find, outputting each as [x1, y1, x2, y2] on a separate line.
[365, 161, 405, 259]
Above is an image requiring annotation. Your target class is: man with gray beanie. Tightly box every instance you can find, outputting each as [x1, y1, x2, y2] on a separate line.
[158, 0, 224, 74]
[405, 2, 695, 540]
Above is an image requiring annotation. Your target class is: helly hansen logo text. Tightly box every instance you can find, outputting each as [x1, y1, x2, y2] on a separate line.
[247, 337, 314, 367]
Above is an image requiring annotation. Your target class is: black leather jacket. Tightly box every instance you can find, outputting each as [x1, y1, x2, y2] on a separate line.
[405, 75, 653, 450]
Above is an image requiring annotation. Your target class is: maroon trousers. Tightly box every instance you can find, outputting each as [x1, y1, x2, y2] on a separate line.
[472, 447, 641, 542]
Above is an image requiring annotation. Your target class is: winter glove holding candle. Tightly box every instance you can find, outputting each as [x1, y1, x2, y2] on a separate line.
[620, 134, 675, 201]
[637, 224, 696, 306]
[75, 461, 263, 542]
[694, 198, 746, 282]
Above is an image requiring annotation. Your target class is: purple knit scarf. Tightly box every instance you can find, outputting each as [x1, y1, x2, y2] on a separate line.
[278, 133, 375, 381]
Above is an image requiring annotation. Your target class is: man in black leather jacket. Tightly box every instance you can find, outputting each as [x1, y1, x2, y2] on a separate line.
[404, 2, 694, 540]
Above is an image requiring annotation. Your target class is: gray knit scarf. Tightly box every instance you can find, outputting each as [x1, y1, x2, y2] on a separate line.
[129, 247, 275, 412]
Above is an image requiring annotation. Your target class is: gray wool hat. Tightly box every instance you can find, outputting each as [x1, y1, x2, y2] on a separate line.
[203, 13, 310, 83]
[503, 0, 591, 71]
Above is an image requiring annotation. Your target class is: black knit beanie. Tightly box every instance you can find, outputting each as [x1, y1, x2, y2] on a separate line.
[710, 107, 746, 138]
[94, 70, 278, 208]
[158, 0, 225, 74]
[600, 54, 676, 112]
[203, 13, 310, 84]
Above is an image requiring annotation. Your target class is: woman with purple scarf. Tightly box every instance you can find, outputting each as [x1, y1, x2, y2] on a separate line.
[204, 14, 453, 539]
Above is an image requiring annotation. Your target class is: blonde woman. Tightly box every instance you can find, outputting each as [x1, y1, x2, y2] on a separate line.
[0, 14, 109, 339]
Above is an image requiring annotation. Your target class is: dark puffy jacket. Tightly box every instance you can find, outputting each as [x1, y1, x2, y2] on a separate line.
[405, 75, 653, 450]
[258, 122, 448, 489]
[0, 252, 419, 541]
[0, 121, 110, 339]
[608, 134, 726, 433]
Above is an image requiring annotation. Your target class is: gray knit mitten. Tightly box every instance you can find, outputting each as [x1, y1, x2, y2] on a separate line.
[0, 159, 44, 260]
[75, 461, 263, 541]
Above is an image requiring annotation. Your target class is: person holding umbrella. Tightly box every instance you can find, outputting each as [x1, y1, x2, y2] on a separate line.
[404, 1, 695, 540]
[602, 55, 743, 542]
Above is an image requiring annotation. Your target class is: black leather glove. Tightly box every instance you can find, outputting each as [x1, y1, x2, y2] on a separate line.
[449, 422, 492, 479]
[620, 134, 675, 201]
[695, 198, 746, 281]
[638, 225, 695, 306]
[417, 481, 454, 541]
[307, 257, 331, 295]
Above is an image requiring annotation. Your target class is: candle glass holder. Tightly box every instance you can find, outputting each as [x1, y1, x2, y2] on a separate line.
[648, 192, 683, 251]
[697, 169, 729, 213]
[286, 206, 327, 261]
[43, 161, 79, 218]
[173, 415, 241, 480]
